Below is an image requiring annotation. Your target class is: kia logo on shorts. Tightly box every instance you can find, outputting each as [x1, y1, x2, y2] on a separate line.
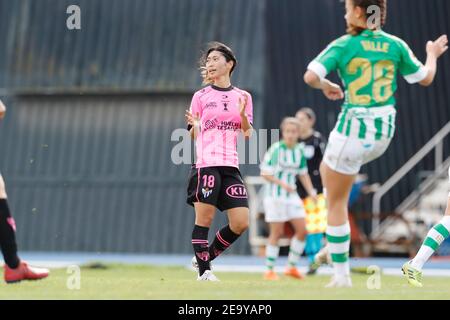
[226, 184, 247, 199]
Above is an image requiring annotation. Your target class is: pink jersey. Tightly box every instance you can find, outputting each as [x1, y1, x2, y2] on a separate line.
[190, 85, 253, 169]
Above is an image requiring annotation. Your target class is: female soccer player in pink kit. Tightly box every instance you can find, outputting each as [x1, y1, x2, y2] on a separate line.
[185, 42, 253, 281]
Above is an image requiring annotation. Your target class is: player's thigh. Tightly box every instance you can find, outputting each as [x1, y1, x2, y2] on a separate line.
[321, 163, 355, 204]
[227, 207, 249, 233]
[289, 217, 306, 234]
[268, 222, 285, 238]
[220, 167, 250, 232]
[218, 167, 248, 212]
[187, 166, 222, 211]
[323, 131, 365, 176]
[286, 202, 306, 234]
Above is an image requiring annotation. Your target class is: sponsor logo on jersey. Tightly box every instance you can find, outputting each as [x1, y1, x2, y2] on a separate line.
[204, 119, 218, 131]
[217, 121, 241, 131]
[205, 102, 218, 109]
[226, 184, 247, 199]
[202, 187, 213, 198]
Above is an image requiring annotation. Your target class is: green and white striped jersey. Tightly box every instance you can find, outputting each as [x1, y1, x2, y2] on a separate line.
[308, 29, 428, 141]
[260, 141, 308, 202]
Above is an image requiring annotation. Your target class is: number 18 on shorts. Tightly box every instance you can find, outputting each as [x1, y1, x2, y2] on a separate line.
[187, 166, 249, 212]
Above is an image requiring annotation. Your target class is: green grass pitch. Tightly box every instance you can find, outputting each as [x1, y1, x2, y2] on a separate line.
[0, 264, 449, 300]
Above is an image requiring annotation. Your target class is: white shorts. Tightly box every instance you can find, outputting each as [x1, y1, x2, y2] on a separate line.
[323, 130, 392, 175]
[263, 198, 305, 223]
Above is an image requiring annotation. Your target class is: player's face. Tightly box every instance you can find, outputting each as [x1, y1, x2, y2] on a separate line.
[206, 51, 233, 80]
[282, 123, 300, 145]
[296, 112, 313, 133]
[345, 0, 363, 28]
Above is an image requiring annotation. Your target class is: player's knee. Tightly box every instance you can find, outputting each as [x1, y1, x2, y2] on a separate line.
[269, 231, 281, 242]
[270, 228, 283, 240]
[240, 220, 249, 233]
[195, 214, 214, 227]
[231, 220, 248, 234]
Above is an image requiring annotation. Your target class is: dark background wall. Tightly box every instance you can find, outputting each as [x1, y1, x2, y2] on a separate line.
[0, 0, 265, 93]
[0, 0, 448, 253]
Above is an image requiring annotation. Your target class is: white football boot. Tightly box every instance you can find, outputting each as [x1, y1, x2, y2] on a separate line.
[197, 270, 220, 282]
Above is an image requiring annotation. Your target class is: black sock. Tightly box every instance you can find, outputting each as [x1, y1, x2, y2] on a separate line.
[0, 199, 20, 269]
[209, 225, 241, 261]
[192, 225, 210, 276]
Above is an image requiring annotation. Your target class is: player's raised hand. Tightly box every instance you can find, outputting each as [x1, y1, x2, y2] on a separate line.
[185, 109, 200, 127]
[321, 79, 344, 101]
[426, 35, 448, 59]
[238, 95, 248, 117]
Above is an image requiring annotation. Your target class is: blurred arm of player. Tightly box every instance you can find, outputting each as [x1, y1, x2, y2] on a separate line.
[303, 71, 344, 101]
[239, 95, 253, 138]
[297, 173, 318, 202]
[419, 35, 448, 87]
[0, 100, 6, 120]
[185, 110, 200, 140]
[261, 171, 296, 194]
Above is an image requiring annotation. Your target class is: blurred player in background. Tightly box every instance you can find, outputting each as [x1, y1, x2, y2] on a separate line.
[185, 42, 253, 281]
[403, 167, 450, 287]
[260, 117, 317, 280]
[0, 100, 49, 284]
[304, 0, 448, 287]
[295, 108, 327, 275]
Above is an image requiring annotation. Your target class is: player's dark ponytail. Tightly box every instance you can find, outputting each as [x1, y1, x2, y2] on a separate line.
[348, 0, 387, 36]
